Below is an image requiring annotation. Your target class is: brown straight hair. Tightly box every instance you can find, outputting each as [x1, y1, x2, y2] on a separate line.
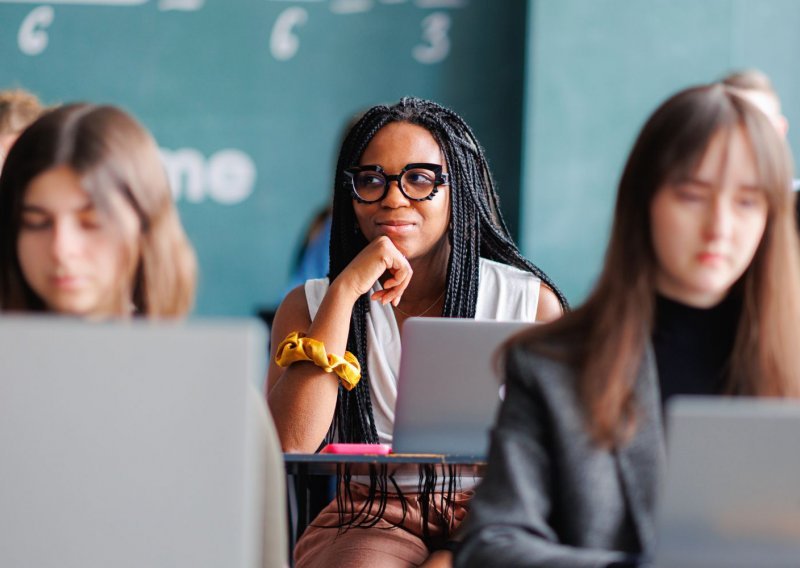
[509, 83, 800, 447]
[0, 103, 196, 317]
[721, 68, 778, 98]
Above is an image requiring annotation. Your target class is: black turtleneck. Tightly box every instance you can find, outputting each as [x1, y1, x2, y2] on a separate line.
[651, 293, 741, 406]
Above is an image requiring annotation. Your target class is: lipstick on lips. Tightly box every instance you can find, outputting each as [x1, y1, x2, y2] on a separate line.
[52, 271, 84, 290]
[377, 219, 415, 236]
[697, 251, 724, 264]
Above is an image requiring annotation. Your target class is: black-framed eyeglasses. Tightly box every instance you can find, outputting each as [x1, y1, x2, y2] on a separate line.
[343, 163, 450, 204]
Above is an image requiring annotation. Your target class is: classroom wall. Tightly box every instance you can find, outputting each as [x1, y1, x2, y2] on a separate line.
[0, 0, 526, 316]
[521, 0, 800, 306]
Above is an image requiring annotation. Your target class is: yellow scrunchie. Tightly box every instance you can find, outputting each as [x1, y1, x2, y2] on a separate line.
[275, 331, 361, 391]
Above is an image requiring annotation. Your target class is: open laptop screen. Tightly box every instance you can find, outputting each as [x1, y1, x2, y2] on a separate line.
[0, 316, 269, 568]
[392, 317, 532, 457]
[655, 396, 800, 568]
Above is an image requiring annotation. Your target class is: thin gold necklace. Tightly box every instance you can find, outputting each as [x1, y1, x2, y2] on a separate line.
[392, 290, 445, 318]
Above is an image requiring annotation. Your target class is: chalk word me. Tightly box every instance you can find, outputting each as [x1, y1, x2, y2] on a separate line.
[160, 147, 256, 205]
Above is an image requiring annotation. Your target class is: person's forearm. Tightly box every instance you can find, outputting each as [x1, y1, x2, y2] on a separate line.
[268, 279, 360, 453]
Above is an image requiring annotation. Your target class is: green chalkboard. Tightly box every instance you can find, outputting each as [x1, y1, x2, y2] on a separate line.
[521, 0, 800, 306]
[0, 0, 526, 316]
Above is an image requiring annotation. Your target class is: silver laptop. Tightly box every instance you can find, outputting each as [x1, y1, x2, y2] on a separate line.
[391, 317, 532, 456]
[655, 396, 800, 568]
[0, 315, 284, 568]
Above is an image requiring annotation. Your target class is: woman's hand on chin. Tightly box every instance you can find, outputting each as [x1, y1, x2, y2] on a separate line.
[336, 236, 412, 306]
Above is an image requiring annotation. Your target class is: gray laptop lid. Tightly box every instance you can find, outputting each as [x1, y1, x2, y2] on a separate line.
[392, 317, 531, 456]
[655, 397, 800, 568]
[0, 316, 270, 568]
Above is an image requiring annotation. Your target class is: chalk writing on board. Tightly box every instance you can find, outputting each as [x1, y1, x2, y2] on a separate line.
[413, 11, 450, 63]
[330, 0, 370, 15]
[270, 6, 308, 61]
[161, 148, 257, 205]
[17, 5, 53, 55]
[268, 0, 464, 63]
[3, 0, 203, 56]
[158, 0, 203, 11]
[4, 0, 147, 4]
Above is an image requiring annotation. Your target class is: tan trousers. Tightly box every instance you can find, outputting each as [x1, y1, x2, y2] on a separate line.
[294, 483, 471, 568]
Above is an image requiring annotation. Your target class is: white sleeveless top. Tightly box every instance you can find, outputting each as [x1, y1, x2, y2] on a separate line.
[304, 257, 541, 446]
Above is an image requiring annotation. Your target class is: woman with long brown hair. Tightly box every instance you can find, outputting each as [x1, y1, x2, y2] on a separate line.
[0, 103, 196, 318]
[455, 83, 800, 567]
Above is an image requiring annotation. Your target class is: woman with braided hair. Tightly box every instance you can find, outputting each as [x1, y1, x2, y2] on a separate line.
[267, 97, 566, 567]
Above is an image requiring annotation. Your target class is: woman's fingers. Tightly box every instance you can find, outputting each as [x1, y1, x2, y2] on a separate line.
[370, 288, 390, 303]
[371, 269, 412, 305]
[344, 236, 413, 304]
[382, 251, 412, 303]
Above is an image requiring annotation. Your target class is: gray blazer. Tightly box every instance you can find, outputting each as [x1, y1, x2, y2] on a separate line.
[455, 338, 666, 568]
